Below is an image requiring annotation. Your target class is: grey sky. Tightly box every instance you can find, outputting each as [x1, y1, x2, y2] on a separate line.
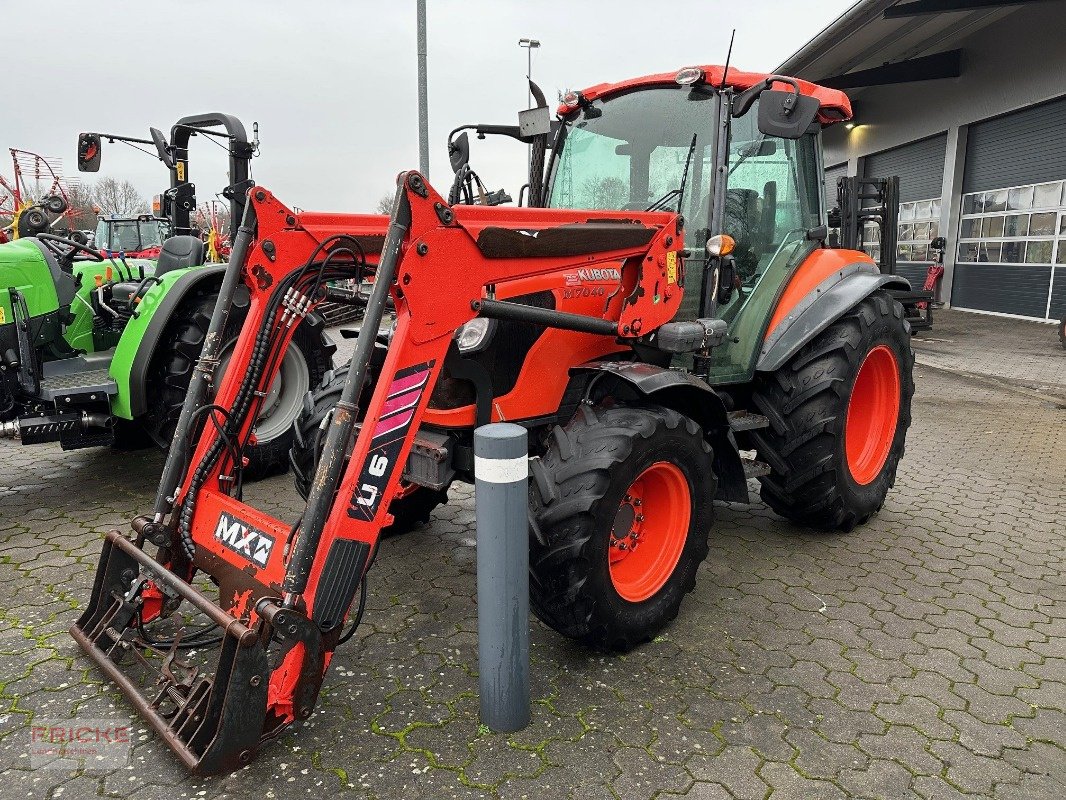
[2, 0, 854, 215]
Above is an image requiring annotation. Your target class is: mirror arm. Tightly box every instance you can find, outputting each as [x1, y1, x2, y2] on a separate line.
[94, 132, 158, 147]
[732, 74, 806, 119]
[731, 80, 769, 118]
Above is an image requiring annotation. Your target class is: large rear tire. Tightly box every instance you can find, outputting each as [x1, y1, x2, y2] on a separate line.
[289, 363, 448, 534]
[529, 404, 715, 651]
[750, 290, 914, 532]
[141, 285, 334, 480]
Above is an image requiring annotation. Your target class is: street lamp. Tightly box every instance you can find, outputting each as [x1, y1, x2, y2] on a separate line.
[518, 38, 540, 109]
[518, 38, 540, 184]
[416, 0, 429, 177]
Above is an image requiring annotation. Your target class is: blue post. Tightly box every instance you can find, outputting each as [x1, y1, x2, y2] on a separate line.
[474, 422, 530, 733]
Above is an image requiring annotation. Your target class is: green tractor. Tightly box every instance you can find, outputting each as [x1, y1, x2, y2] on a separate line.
[0, 114, 333, 477]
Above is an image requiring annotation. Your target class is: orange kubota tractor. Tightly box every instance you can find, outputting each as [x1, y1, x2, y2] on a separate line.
[72, 65, 914, 774]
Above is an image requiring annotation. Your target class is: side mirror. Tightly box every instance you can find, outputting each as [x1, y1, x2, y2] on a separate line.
[931, 236, 947, 250]
[77, 133, 102, 172]
[449, 131, 470, 174]
[757, 89, 820, 140]
[150, 127, 175, 169]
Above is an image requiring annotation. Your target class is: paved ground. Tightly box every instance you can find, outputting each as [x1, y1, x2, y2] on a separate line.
[912, 308, 1066, 402]
[0, 323, 1063, 799]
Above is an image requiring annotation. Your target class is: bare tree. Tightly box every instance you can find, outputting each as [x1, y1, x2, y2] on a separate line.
[579, 176, 627, 210]
[375, 193, 394, 215]
[63, 183, 99, 229]
[93, 178, 148, 217]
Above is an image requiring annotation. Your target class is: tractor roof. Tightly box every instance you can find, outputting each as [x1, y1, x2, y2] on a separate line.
[561, 65, 852, 124]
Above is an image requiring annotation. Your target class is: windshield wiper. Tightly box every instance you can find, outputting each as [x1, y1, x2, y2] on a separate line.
[728, 133, 768, 176]
[645, 133, 698, 213]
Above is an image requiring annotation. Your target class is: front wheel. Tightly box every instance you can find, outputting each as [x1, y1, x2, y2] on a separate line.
[750, 290, 914, 531]
[289, 363, 448, 534]
[529, 405, 716, 651]
[141, 285, 334, 480]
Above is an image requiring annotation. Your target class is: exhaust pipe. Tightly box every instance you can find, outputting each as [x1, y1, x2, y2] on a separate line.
[1, 410, 113, 441]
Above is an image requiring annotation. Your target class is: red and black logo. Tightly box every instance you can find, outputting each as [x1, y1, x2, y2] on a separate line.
[347, 361, 434, 520]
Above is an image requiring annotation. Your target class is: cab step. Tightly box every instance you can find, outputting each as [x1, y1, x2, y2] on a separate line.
[728, 410, 769, 432]
[39, 355, 117, 404]
[741, 456, 771, 480]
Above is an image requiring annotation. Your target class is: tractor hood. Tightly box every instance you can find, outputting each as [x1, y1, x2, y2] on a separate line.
[0, 238, 62, 326]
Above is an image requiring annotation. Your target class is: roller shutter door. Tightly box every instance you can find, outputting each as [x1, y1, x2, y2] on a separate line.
[964, 97, 1066, 193]
[953, 98, 1066, 319]
[824, 163, 847, 210]
[864, 134, 947, 202]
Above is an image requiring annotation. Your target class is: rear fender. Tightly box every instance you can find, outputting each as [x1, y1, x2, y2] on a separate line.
[568, 360, 747, 502]
[109, 265, 225, 419]
[757, 259, 909, 373]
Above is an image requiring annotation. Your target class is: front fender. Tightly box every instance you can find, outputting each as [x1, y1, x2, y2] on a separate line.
[109, 265, 226, 419]
[757, 262, 909, 373]
[568, 360, 748, 502]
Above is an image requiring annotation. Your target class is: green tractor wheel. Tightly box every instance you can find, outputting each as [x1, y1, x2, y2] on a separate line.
[138, 285, 334, 480]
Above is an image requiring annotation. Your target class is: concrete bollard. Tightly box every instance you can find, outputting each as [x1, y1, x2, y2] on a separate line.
[474, 422, 530, 733]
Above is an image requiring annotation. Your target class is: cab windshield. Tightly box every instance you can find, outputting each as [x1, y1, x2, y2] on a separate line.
[95, 218, 170, 251]
[547, 85, 823, 323]
[548, 86, 718, 242]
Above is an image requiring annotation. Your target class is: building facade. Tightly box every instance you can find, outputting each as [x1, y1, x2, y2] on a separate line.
[779, 0, 1066, 321]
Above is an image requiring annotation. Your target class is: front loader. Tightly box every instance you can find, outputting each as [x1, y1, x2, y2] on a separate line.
[72, 66, 915, 774]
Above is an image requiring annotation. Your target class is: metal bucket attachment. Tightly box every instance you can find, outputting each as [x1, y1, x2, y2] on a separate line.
[70, 530, 271, 775]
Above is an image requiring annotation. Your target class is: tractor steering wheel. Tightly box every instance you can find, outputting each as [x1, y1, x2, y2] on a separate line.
[36, 232, 104, 265]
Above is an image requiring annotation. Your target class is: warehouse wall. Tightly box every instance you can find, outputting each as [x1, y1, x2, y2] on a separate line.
[820, 2, 1066, 169]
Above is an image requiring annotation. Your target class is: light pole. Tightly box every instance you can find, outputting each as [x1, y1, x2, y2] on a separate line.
[518, 38, 540, 109]
[416, 0, 429, 177]
[518, 38, 540, 187]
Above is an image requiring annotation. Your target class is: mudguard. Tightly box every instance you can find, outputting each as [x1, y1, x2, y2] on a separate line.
[109, 265, 225, 419]
[757, 262, 909, 373]
[568, 360, 748, 502]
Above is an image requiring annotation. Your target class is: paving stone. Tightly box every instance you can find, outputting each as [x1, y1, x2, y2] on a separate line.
[0, 321, 1061, 799]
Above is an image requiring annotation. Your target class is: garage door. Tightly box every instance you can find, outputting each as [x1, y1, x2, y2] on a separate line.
[824, 162, 847, 211]
[954, 97, 1066, 319]
[865, 135, 947, 286]
[864, 134, 947, 203]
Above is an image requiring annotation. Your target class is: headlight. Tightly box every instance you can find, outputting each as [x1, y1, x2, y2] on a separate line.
[455, 318, 496, 353]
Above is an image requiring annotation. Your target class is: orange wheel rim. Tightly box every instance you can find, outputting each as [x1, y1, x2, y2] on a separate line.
[845, 344, 901, 485]
[608, 461, 691, 602]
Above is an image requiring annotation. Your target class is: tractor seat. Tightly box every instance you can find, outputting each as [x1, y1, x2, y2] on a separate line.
[155, 235, 206, 276]
[109, 282, 141, 307]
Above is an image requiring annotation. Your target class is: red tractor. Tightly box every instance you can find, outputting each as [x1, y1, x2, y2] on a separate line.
[72, 65, 914, 774]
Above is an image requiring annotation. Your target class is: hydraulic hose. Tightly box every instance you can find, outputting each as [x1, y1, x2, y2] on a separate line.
[153, 198, 255, 519]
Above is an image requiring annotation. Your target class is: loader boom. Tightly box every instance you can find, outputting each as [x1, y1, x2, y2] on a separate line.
[72, 172, 686, 773]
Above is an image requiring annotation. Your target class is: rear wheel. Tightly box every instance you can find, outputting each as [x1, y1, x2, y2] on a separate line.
[750, 290, 914, 531]
[141, 285, 334, 480]
[289, 363, 448, 534]
[529, 404, 715, 651]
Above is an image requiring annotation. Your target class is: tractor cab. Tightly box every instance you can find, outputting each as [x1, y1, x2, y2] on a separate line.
[544, 70, 830, 360]
[540, 68, 844, 383]
[94, 214, 171, 259]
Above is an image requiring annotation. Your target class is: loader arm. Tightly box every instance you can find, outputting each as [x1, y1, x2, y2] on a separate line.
[72, 172, 686, 774]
